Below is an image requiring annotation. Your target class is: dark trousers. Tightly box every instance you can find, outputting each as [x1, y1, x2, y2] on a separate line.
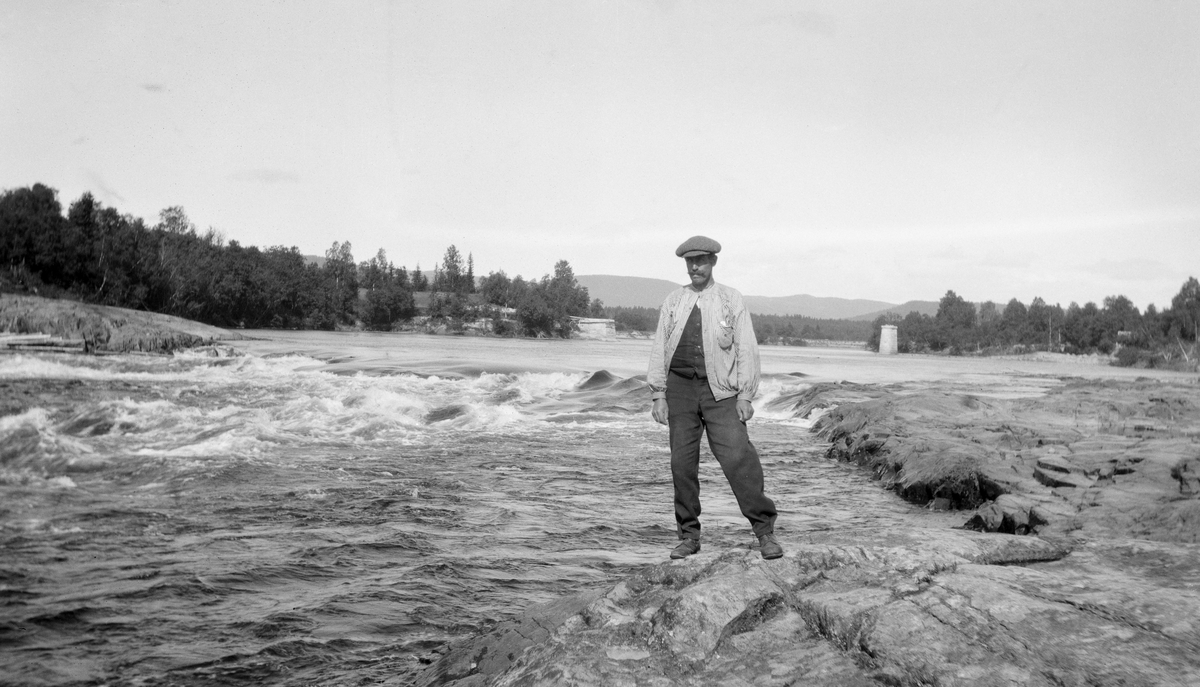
[666, 371, 778, 540]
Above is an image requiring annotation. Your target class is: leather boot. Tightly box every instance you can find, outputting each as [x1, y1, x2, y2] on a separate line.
[670, 538, 701, 559]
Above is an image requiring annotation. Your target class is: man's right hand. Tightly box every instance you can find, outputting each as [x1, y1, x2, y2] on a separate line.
[651, 398, 669, 425]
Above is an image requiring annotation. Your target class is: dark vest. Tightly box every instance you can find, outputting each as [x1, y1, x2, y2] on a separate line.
[670, 304, 706, 379]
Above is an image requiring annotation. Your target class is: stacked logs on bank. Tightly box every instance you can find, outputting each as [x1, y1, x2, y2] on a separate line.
[1, 295, 220, 354]
[0, 333, 86, 353]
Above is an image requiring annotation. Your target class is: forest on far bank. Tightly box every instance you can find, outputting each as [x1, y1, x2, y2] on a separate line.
[867, 285, 1199, 369]
[0, 183, 597, 338]
[2, 182, 1196, 366]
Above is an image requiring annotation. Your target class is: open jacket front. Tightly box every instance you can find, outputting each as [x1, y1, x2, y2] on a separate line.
[647, 280, 760, 403]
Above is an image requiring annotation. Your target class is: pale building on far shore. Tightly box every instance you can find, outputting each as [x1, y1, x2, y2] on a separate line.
[572, 317, 616, 341]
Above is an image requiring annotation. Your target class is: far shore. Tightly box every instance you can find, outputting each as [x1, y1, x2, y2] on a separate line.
[9, 293, 1182, 405]
[0, 292, 1152, 360]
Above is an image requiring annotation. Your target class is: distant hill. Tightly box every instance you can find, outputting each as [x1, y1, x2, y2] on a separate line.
[849, 300, 941, 321]
[302, 265, 937, 321]
[578, 274, 921, 320]
[576, 275, 682, 308]
[742, 294, 896, 319]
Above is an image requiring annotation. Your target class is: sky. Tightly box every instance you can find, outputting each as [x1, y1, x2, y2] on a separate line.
[3, 0, 1199, 309]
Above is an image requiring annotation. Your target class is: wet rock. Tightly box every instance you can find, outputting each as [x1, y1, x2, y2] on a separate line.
[1034, 453, 1078, 475]
[964, 493, 1049, 535]
[1173, 457, 1200, 495]
[417, 590, 607, 686]
[419, 527, 1200, 686]
[1032, 464, 1095, 490]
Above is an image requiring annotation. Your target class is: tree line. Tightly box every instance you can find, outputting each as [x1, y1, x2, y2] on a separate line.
[0, 183, 595, 337]
[868, 285, 1200, 368]
[605, 305, 872, 343]
[5, 183, 1195, 357]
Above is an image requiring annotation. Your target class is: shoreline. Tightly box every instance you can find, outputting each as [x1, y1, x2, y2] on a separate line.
[2, 294, 1171, 376]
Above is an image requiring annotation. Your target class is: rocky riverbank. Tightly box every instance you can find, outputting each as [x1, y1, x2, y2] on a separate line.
[416, 375, 1200, 686]
[805, 378, 1199, 543]
[0, 294, 241, 353]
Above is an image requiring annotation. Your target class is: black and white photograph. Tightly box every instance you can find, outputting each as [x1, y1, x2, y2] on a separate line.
[2, 2, 1199, 685]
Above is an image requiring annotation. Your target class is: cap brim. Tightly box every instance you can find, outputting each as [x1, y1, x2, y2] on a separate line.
[680, 250, 713, 258]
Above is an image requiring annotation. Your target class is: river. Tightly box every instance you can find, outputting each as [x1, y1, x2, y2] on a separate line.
[0, 332, 1164, 686]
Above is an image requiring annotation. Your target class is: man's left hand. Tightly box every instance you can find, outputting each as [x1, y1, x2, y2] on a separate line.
[736, 399, 754, 422]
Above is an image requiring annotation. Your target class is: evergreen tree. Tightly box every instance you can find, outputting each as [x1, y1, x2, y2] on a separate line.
[359, 248, 390, 291]
[393, 265, 411, 290]
[412, 263, 429, 291]
[434, 245, 467, 294]
[1170, 277, 1200, 341]
[933, 290, 976, 352]
[1026, 297, 1054, 348]
[1001, 299, 1028, 345]
[978, 301, 1000, 345]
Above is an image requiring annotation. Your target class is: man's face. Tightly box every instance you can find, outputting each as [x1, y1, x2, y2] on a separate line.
[684, 253, 716, 289]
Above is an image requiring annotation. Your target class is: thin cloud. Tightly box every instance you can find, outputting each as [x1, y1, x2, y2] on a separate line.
[84, 170, 126, 204]
[141, 83, 166, 93]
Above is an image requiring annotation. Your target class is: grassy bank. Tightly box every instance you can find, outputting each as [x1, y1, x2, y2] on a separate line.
[0, 294, 241, 354]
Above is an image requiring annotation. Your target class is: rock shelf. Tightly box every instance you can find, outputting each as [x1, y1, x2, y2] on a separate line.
[0, 294, 240, 353]
[417, 375, 1200, 686]
[809, 378, 1200, 544]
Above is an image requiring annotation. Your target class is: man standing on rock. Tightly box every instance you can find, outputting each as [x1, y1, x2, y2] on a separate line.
[648, 236, 782, 560]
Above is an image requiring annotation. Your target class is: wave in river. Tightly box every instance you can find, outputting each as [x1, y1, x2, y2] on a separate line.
[0, 353, 820, 486]
[0, 354, 680, 484]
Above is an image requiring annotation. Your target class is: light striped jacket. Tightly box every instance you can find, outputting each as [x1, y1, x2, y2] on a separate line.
[647, 280, 760, 403]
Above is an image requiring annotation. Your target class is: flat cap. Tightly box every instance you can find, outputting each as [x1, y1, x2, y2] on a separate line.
[675, 235, 721, 258]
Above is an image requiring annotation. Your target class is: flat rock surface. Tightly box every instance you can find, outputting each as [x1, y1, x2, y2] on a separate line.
[0, 294, 241, 353]
[417, 375, 1200, 686]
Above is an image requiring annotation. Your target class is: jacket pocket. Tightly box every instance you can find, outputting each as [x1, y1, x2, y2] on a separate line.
[716, 323, 734, 350]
